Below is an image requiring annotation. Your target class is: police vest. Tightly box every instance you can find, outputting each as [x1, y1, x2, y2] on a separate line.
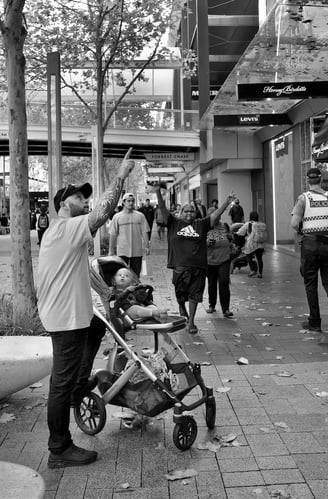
[302, 191, 328, 234]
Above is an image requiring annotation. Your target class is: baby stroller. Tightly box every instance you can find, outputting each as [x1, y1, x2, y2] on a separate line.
[73, 256, 216, 451]
[230, 223, 257, 273]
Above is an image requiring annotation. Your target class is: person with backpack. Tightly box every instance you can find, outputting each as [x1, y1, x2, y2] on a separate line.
[36, 204, 49, 246]
[236, 211, 266, 278]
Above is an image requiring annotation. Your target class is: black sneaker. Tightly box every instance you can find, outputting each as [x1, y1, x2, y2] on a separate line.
[71, 376, 98, 408]
[48, 444, 97, 468]
[301, 321, 321, 333]
[223, 310, 234, 318]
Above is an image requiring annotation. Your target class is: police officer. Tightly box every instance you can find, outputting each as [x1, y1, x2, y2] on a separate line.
[291, 167, 328, 342]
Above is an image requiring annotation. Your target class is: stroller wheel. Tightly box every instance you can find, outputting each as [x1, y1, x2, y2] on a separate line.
[74, 392, 106, 435]
[205, 398, 216, 429]
[173, 415, 197, 451]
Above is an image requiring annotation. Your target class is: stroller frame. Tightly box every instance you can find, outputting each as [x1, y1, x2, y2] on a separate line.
[74, 257, 216, 451]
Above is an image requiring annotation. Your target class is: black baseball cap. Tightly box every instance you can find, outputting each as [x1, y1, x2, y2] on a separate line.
[306, 168, 322, 179]
[54, 183, 93, 213]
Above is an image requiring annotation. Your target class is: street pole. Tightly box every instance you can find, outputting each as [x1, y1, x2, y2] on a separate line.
[47, 52, 62, 218]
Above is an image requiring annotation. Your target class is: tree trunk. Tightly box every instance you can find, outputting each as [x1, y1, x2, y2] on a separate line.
[3, 0, 37, 324]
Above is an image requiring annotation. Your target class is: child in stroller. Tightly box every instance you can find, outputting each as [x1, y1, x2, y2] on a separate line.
[111, 266, 168, 320]
[73, 256, 217, 451]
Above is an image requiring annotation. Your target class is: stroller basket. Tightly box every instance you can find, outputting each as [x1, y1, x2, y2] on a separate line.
[110, 361, 198, 418]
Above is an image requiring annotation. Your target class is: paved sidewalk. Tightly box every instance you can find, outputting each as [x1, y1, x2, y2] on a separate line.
[1, 232, 328, 498]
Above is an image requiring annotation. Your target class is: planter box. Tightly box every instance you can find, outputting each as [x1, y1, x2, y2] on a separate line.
[0, 336, 53, 400]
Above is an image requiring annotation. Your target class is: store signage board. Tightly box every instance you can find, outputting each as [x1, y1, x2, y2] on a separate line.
[147, 166, 184, 173]
[214, 114, 291, 127]
[191, 85, 220, 101]
[237, 81, 328, 101]
[275, 136, 288, 157]
[144, 152, 195, 161]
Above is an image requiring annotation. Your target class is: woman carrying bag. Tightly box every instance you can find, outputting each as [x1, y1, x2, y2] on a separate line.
[236, 211, 266, 278]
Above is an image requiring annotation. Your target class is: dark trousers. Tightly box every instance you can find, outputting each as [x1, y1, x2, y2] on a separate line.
[47, 315, 106, 454]
[120, 255, 142, 278]
[247, 248, 264, 274]
[302, 237, 328, 328]
[207, 260, 231, 312]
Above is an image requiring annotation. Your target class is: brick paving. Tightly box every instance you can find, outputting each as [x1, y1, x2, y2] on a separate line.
[1, 231, 328, 498]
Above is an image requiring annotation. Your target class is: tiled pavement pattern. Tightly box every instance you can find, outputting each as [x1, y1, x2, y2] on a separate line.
[1, 232, 328, 498]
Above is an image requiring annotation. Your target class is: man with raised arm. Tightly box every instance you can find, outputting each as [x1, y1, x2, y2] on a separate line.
[37, 149, 134, 469]
[152, 184, 235, 335]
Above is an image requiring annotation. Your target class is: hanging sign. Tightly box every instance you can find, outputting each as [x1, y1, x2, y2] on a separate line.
[144, 152, 195, 161]
[214, 114, 291, 127]
[237, 81, 328, 101]
[275, 136, 289, 157]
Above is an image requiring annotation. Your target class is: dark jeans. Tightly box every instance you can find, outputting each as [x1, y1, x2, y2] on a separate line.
[207, 260, 231, 312]
[47, 315, 106, 454]
[247, 248, 264, 274]
[120, 255, 142, 278]
[302, 237, 328, 328]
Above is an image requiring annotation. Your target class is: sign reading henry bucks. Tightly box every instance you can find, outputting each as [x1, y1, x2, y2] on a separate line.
[237, 81, 328, 101]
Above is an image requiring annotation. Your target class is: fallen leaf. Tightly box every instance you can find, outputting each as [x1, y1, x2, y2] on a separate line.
[275, 356, 284, 360]
[259, 333, 271, 337]
[200, 361, 211, 366]
[221, 378, 231, 383]
[193, 342, 204, 345]
[253, 375, 261, 379]
[0, 413, 16, 423]
[236, 357, 249, 365]
[275, 371, 294, 377]
[262, 322, 273, 326]
[215, 433, 237, 444]
[120, 483, 130, 489]
[316, 391, 328, 398]
[197, 441, 221, 452]
[274, 422, 290, 431]
[260, 427, 274, 433]
[265, 347, 275, 351]
[216, 387, 231, 393]
[233, 333, 241, 338]
[165, 468, 198, 481]
[29, 382, 43, 389]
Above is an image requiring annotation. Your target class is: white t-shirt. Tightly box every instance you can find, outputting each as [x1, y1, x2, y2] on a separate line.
[37, 215, 94, 331]
[109, 210, 149, 257]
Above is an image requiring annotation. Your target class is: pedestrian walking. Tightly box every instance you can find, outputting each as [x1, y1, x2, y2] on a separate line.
[206, 217, 234, 318]
[228, 199, 245, 224]
[154, 204, 166, 240]
[236, 211, 266, 278]
[152, 185, 236, 334]
[37, 148, 134, 469]
[36, 204, 49, 246]
[109, 192, 150, 278]
[139, 198, 154, 240]
[291, 167, 328, 341]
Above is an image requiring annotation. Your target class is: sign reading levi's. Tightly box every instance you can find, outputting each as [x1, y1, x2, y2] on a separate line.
[237, 81, 328, 100]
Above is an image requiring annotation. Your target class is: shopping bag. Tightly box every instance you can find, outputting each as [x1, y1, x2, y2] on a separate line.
[141, 257, 152, 277]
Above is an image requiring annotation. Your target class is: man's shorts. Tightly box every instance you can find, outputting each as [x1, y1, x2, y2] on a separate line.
[172, 267, 206, 303]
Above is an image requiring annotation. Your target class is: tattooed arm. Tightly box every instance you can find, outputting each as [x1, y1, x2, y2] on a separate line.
[88, 148, 134, 235]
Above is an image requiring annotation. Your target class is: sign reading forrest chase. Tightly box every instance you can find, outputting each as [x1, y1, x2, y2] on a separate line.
[144, 152, 195, 161]
[237, 81, 328, 101]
